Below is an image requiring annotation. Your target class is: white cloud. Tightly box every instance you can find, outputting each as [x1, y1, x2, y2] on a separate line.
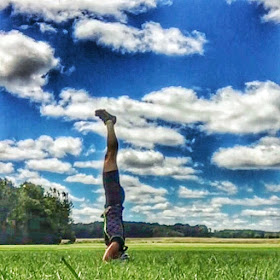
[65, 173, 101, 185]
[241, 207, 280, 217]
[74, 160, 103, 169]
[265, 183, 280, 192]
[45, 136, 83, 158]
[68, 194, 85, 202]
[37, 23, 57, 33]
[26, 158, 75, 174]
[120, 174, 168, 204]
[120, 148, 164, 168]
[210, 181, 238, 195]
[226, 1, 280, 24]
[11, 168, 68, 192]
[212, 137, 280, 170]
[0, 0, 170, 23]
[178, 186, 210, 198]
[40, 81, 280, 151]
[0, 30, 59, 103]
[0, 139, 46, 161]
[251, 0, 280, 23]
[143, 81, 280, 134]
[118, 148, 198, 180]
[42, 81, 280, 136]
[0, 162, 14, 174]
[131, 202, 170, 213]
[84, 145, 96, 156]
[135, 201, 228, 226]
[212, 195, 280, 206]
[74, 20, 206, 56]
[40, 89, 96, 119]
[72, 206, 103, 223]
[0, 135, 82, 161]
[6, 168, 86, 203]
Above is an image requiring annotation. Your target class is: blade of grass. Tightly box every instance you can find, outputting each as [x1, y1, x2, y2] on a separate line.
[61, 257, 81, 280]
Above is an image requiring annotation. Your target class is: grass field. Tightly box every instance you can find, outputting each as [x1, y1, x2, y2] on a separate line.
[0, 238, 279, 280]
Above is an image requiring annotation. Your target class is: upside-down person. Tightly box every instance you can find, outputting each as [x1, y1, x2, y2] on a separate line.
[95, 109, 128, 262]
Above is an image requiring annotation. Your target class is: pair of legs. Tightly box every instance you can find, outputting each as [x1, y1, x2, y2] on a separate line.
[95, 110, 126, 261]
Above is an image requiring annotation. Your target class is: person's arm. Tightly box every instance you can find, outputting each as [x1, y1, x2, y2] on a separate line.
[102, 241, 120, 262]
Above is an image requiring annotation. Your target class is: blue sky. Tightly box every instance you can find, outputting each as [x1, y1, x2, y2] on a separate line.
[0, 0, 280, 231]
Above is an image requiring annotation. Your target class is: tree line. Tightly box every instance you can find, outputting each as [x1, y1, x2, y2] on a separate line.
[73, 222, 210, 238]
[72, 222, 280, 239]
[0, 179, 75, 244]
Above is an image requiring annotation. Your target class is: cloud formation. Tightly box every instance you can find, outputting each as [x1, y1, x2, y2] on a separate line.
[37, 23, 57, 33]
[121, 174, 168, 204]
[178, 186, 210, 198]
[65, 173, 101, 185]
[133, 200, 228, 226]
[212, 137, 280, 170]
[26, 158, 75, 174]
[72, 206, 102, 223]
[6, 168, 85, 203]
[0, 162, 14, 174]
[0, 135, 82, 161]
[212, 195, 280, 206]
[8, 168, 68, 192]
[118, 148, 198, 180]
[210, 181, 238, 194]
[41, 81, 280, 141]
[0, 31, 58, 102]
[143, 81, 280, 134]
[252, 0, 280, 23]
[265, 183, 280, 192]
[74, 160, 103, 170]
[74, 20, 206, 56]
[226, 0, 280, 24]
[0, 0, 170, 22]
[241, 207, 280, 217]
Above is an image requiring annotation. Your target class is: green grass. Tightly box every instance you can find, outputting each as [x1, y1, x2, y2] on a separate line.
[0, 240, 279, 279]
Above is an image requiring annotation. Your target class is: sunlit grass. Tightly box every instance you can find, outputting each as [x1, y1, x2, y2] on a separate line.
[0, 240, 279, 279]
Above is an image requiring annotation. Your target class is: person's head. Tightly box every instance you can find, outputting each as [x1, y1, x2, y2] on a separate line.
[102, 241, 121, 261]
[103, 242, 128, 261]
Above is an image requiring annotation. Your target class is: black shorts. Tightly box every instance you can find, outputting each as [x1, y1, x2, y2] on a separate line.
[102, 170, 125, 249]
[103, 170, 125, 207]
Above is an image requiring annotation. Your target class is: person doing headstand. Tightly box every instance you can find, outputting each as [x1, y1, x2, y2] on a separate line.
[95, 109, 128, 261]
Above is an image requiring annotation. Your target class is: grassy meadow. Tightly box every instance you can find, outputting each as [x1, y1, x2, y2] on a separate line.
[0, 238, 279, 280]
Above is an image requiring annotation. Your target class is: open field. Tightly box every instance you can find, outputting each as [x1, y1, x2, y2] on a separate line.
[0, 238, 279, 280]
[74, 237, 280, 244]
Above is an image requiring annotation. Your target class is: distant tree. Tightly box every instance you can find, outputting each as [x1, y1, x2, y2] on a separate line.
[0, 179, 18, 244]
[0, 179, 75, 244]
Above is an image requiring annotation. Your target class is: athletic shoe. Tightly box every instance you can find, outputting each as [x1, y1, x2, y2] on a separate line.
[95, 109, 116, 124]
[120, 252, 129, 261]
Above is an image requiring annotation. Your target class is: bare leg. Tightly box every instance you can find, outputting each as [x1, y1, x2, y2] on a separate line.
[95, 109, 118, 172]
[104, 120, 118, 172]
[102, 124, 122, 261]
